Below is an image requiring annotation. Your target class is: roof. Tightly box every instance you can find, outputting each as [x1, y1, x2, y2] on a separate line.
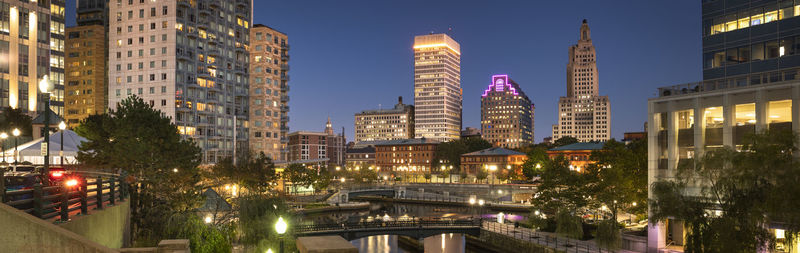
[549, 142, 606, 151]
[31, 108, 63, 125]
[355, 104, 413, 116]
[1, 130, 88, 157]
[372, 138, 439, 146]
[462, 147, 525, 156]
[346, 146, 375, 154]
[197, 189, 231, 212]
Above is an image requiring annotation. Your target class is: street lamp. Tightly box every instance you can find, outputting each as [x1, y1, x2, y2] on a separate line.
[12, 128, 20, 168]
[275, 216, 288, 253]
[39, 76, 52, 176]
[58, 121, 66, 167]
[0, 132, 7, 163]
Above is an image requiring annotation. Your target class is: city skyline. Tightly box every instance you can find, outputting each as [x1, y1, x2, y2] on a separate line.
[64, 1, 702, 142]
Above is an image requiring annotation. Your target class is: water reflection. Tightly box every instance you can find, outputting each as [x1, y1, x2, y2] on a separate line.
[300, 202, 527, 226]
[350, 233, 466, 253]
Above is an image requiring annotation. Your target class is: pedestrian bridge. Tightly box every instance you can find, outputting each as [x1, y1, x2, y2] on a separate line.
[295, 219, 481, 240]
[346, 188, 395, 199]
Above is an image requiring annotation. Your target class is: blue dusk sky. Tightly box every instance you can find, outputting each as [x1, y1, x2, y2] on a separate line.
[66, 1, 702, 142]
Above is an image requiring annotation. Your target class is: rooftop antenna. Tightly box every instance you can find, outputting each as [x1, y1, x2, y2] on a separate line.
[378, 103, 382, 111]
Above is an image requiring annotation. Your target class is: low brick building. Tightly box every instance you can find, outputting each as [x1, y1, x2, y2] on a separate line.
[345, 146, 375, 168]
[460, 147, 527, 178]
[546, 142, 605, 172]
[374, 138, 439, 176]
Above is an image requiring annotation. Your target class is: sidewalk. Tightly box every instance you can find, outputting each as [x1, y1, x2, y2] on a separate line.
[482, 221, 611, 253]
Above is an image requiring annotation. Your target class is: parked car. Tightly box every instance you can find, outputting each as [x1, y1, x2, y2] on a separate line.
[4, 171, 48, 208]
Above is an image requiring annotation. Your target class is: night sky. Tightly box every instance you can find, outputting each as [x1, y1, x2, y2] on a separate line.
[66, 1, 703, 142]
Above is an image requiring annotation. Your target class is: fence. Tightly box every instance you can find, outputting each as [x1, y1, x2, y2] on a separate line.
[1, 171, 130, 222]
[295, 218, 481, 234]
[482, 221, 610, 253]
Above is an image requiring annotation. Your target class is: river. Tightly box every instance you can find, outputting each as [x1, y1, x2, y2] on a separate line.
[299, 201, 529, 253]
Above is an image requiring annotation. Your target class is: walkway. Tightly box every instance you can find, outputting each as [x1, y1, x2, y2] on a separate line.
[482, 221, 610, 253]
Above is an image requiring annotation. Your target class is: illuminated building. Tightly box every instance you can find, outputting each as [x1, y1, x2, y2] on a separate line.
[287, 118, 346, 168]
[480, 74, 534, 149]
[0, 0, 65, 116]
[551, 20, 611, 143]
[460, 147, 526, 180]
[345, 146, 375, 168]
[249, 24, 289, 161]
[108, 0, 252, 163]
[413, 33, 461, 142]
[354, 96, 414, 143]
[65, 25, 107, 124]
[649, 1, 800, 249]
[545, 142, 604, 173]
[374, 138, 439, 176]
[702, 0, 800, 79]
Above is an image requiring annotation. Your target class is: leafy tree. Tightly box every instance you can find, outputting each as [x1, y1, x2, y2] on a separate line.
[0, 107, 33, 137]
[212, 151, 277, 192]
[459, 171, 468, 183]
[312, 168, 332, 193]
[595, 220, 621, 251]
[521, 146, 549, 180]
[284, 163, 316, 194]
[238, 194, 296, 252]
[555, 209, 583, 239]
[553, 136, 579, 147]
[585, 139, 648, 221]
[423, 173, 432, 182]
[476, 169, 488, 183]
[165, 214, 234, 253]
[432, 138, 492, 169]
[650, 130, 800, 252]
[530, 156, 592, 214]
[74, 96, 204, 245]
[439, 169, 450, 183]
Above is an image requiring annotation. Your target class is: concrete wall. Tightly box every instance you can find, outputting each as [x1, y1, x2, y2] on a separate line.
[58, 200, 131, 249]
[0, 203, 116, 253]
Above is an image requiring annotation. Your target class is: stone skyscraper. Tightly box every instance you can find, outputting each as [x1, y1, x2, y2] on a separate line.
[481, 74, 534, 149]
[249, 25, 289, 161]
[552, 20, 611, 142]
[413, 33, 461, 142]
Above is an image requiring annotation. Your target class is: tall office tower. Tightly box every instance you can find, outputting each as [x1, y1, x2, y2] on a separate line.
[0, 1, 58, 115]
[64, 25, 107, 124]
[354, 96, 415, 143]
[551, 20, 611, 142]
[413, 33, 462, 142]
[76, 0, 108, 26]
[108, 0, 252, 163]
[249, 24, 289, 161]
[481, 74, 534, 149]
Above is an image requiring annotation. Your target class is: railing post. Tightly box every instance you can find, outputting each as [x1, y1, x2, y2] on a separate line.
[59, 185, 69, 222]
[33, 183, 43, 218]
[95, 176, 104, 210]
[80, 178, 88, 215]
[109, 177, 116, 206]
[0, 170, 5, 203]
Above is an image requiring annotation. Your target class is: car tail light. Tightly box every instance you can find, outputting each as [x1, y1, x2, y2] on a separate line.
[51, 171, 64, 178]
[65, 179, 78, 187]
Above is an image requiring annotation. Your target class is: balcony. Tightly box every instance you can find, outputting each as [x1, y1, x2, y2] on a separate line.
[281, 53, 290, 61]
[280, 74, 290, 81]
[280, 95, 289, 102]
[206, 48, 219, 56]
[281, 116, 289, 122]
[280, 63, 289, 71]
[656, 67, 800, 98]
[178, 0, 191, 8]
[236, 0, 249, 7]
[281, 43, 290, 50]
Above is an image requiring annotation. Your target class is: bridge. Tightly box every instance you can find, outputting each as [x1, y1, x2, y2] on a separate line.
[295, 219, 482, 241]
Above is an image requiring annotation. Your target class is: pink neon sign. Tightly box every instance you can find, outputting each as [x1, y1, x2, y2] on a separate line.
[482, 74, 519, 97]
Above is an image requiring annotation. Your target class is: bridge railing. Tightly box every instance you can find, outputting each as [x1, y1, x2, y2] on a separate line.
[2, 171, 130, 222]
[296, 219, 481, 233]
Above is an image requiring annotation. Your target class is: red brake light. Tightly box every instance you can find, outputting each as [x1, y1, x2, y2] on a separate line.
[51, 171, 64, 178]
[65, 179, 78, 187]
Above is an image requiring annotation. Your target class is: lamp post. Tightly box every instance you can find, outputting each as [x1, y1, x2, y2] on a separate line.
[1, 132, 7, 163]
[39, 76, 51, 176]
[58, 121, 65, 167]
[12, 128, 20, 168]
[275, 216, 288, 253]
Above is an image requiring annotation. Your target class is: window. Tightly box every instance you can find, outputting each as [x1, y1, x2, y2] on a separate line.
[766, 40, 780, 58]
[735, 103, 756, 126]
[768, 100, 792, 124]
[752, 43, 765, 61]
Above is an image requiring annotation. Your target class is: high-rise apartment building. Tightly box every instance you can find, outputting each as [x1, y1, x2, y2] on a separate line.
[354, 96, 414, 143]
[481, 74, 534, 149]
[0, 0, 64, 116]
[551, 20, 611, 142]
[65, 25, 107, 124]
[249, 24, 289, 161]
[108, 0, 252, 163]
[413, 33, 461, 142]
[76, 0, 108, 26]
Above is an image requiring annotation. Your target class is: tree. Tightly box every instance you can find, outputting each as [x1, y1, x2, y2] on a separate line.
[650, 130, 800, 252]
[165, 214, 234, 253]
[476, 169, 488, 183]
[459, 171, 468, 183]
[595, 220, 621, 251]
[0, 107, 33, 137]
[553, 136, 579, 147]
[74, 96, 204, 245]
[555, 209, 583, 239]
[284, 164, 316, 194]
[521, 146, 549, 180]
[237, 194, 296, 252]
[433, 138, 492, 169]
[530, 156, 592, 214]
[423, 173, 432, 183]
[212, 151, 277, 193]
[586, 139, 648, 221]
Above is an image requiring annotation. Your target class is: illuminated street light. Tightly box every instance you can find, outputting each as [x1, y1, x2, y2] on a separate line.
[12, 128, 20, 167]
[58, 121, 66, 167]
[478, 199, 485, 206]
[39, 76, 52, 176]
[632, 202, 637, 207]
[204, 215, 212, 224]
[469, 197, 476, 205]
[275, 216, 288, 253]
[0, 132, 7, 163]
[340, 177, 345, 183]
[335, 166, 341, 171]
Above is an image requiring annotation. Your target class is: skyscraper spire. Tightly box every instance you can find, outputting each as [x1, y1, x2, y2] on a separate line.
[325, 116, 334, 135]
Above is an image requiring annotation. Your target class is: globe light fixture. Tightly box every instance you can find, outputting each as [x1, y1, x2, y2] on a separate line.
[58, 121, 66, 130]
[38, 75, 50, 93]
[275, 216, 287, 235]
[12, 128, 19, 137]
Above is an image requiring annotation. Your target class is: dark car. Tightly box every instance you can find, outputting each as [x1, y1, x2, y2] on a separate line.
[4, 172, 47, 206]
